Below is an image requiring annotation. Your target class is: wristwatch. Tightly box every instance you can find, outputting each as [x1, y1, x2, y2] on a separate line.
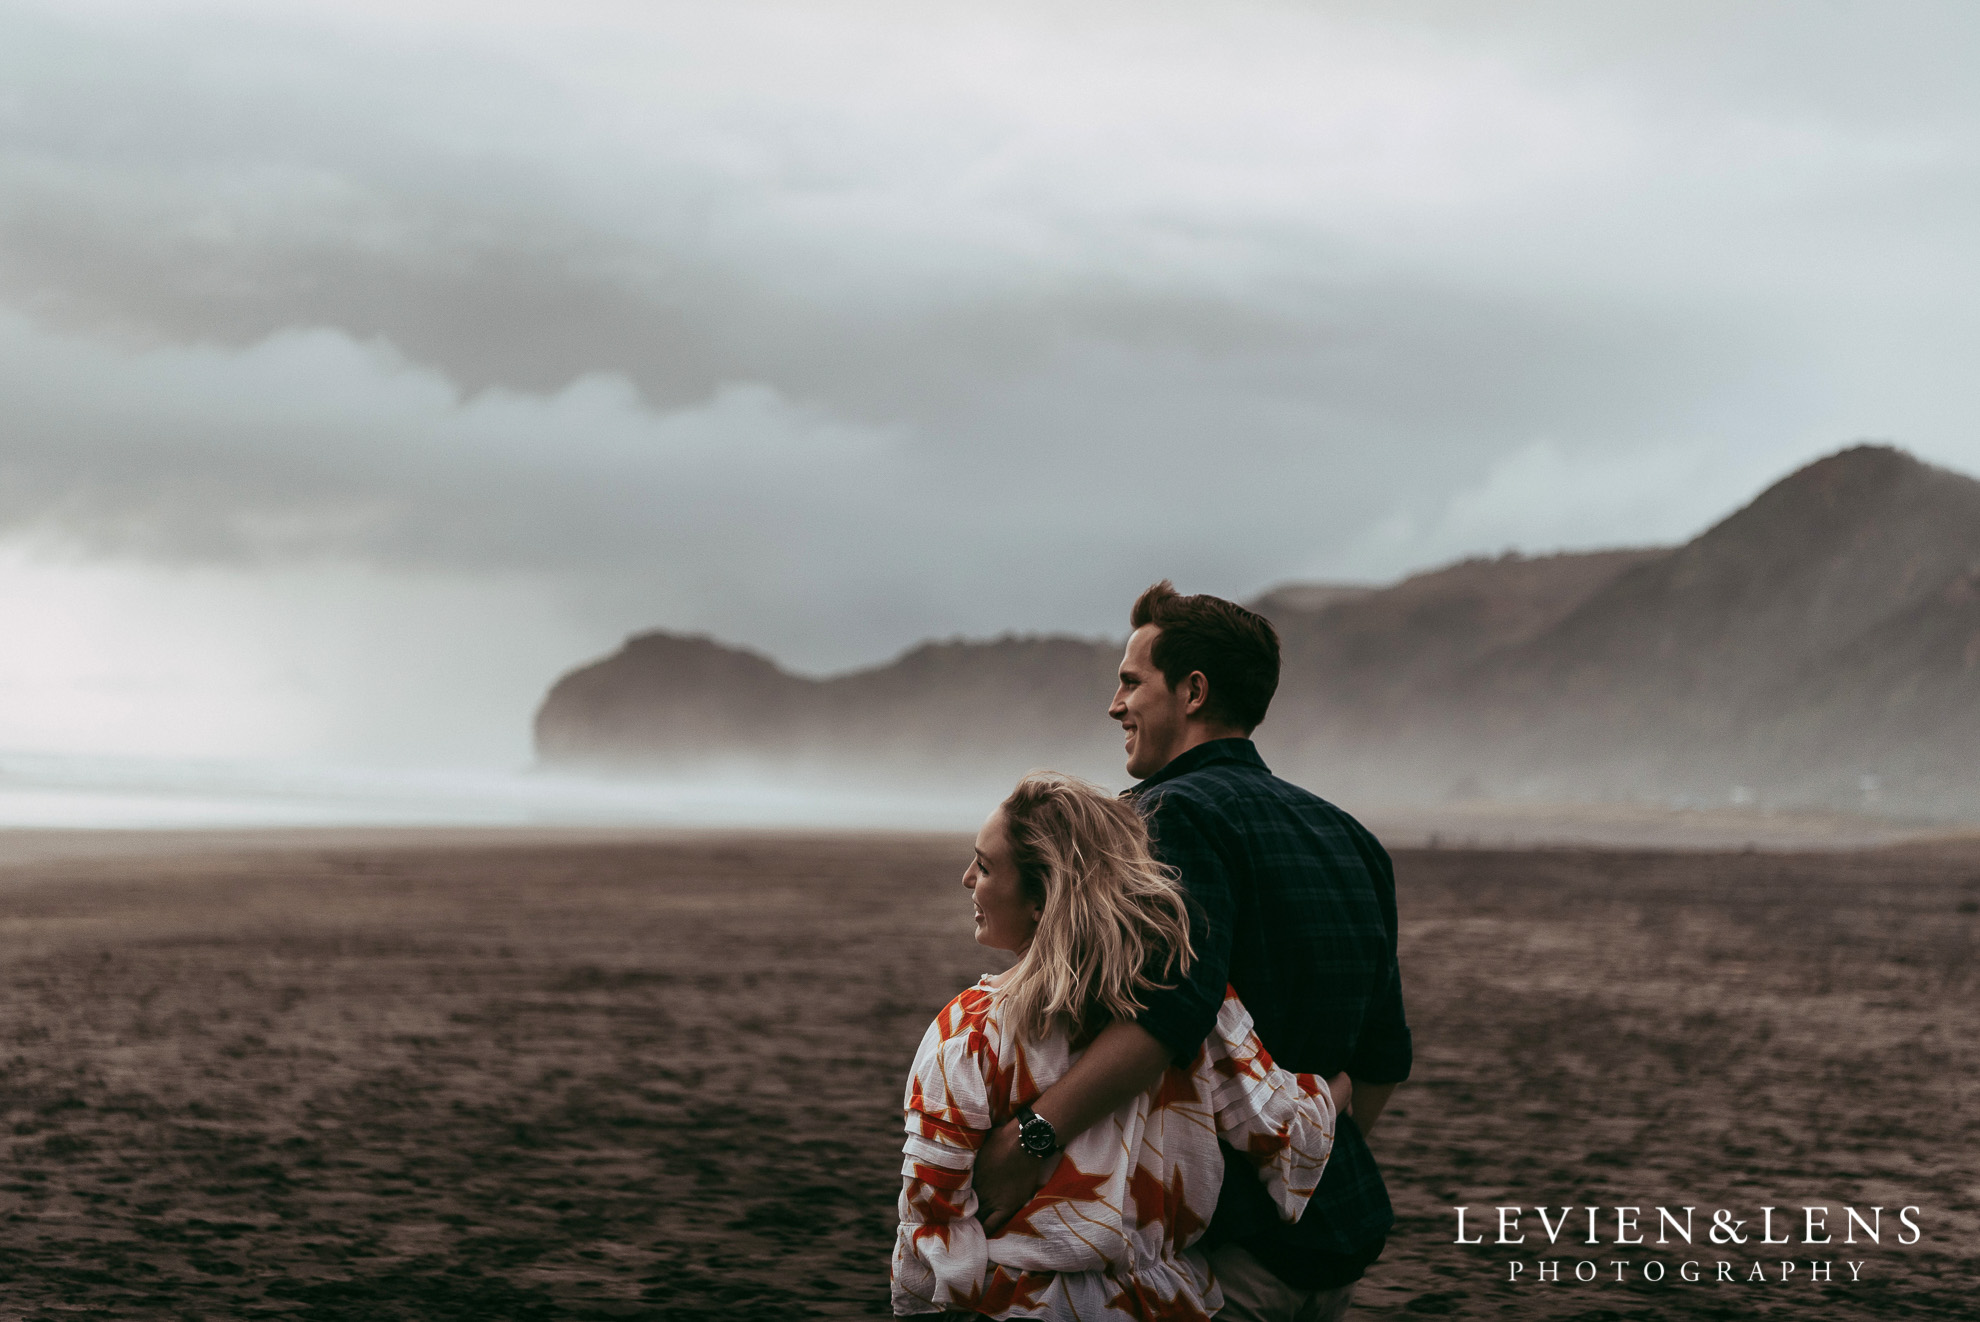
[1014, 1105, 1061, 1158]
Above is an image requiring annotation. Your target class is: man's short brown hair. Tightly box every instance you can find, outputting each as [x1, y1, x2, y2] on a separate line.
[1129, 581, 1281, 733]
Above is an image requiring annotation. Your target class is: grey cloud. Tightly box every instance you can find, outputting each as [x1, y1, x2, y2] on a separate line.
[4, 140, 1700, 445]
[0, 3, 1784, 418]
[3, 1, 1979, 675]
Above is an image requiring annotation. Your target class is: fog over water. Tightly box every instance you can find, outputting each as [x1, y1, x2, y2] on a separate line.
[0, 752, 991, 831]
[5, 2, 1980, 821]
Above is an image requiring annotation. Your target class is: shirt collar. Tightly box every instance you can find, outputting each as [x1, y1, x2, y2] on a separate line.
[1129, 737, 1268, 795]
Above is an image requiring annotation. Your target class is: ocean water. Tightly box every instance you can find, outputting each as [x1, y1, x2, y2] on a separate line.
[0, 751, 986, 831]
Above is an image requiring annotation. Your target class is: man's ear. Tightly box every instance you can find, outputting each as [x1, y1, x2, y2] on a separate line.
[1182, 671, 1210, 717]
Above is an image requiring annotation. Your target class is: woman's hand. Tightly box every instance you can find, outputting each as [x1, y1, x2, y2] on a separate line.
[1328, 1071, 1352, 1120]
[972, 1120, 1048, 1233]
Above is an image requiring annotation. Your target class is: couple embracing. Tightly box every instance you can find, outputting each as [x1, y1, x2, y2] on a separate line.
[892, 583, 1412, 1322]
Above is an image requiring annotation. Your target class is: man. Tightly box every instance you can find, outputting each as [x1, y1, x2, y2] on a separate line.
[976, 581, 1411, 1320]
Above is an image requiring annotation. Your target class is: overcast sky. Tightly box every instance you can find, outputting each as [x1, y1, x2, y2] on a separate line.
[4, 0, 1979, 764]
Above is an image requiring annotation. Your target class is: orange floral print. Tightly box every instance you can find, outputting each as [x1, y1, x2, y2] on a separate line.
[892, 982, 1334, 1319]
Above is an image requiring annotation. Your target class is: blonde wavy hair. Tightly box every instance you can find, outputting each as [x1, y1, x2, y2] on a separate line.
[993, 772, 1194, 1045]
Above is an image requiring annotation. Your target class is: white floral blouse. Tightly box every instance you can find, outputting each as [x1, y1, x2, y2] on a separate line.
[892, 980, 1335, 1320]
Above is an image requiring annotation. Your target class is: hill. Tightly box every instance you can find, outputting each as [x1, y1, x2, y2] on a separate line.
[535, 632, 1124, 792]
[534, 445, 1980, 819]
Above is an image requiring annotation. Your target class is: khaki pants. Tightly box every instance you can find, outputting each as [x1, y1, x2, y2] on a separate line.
[1209, 1244, 1357, 1322]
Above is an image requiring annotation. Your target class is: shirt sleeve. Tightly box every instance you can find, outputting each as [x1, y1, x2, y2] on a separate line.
[892, 1016, 992, 1314]
[1134, 792, 1237, 1065]
[1344, 827, 1413, 1084]
[1204, 991, 1336, 1224]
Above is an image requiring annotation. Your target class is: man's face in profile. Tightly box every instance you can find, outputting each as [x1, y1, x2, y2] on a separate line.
[1111, 625, 1191, 780]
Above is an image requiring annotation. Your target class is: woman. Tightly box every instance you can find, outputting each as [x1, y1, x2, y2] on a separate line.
[891, 773, 1336, 1321]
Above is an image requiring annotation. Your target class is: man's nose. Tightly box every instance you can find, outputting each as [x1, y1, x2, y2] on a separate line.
[1108, 688, 1127, 718]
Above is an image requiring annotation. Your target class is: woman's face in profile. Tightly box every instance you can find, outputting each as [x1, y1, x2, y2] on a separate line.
[964, 808, 1040, 954]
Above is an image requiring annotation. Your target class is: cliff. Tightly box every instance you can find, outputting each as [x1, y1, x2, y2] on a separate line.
[536, 631, 1125, 790]
[535, 446, 1980, 819]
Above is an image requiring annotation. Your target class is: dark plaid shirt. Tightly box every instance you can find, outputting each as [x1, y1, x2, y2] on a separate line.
[1129, 738, 1411, 1289]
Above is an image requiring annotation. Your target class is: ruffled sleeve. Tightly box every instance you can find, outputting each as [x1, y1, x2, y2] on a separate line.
[892, 991, 996, 1314]
[1202, 989, 1336, 1222]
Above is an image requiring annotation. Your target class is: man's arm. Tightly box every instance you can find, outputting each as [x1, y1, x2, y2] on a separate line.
[1344, 824, 1411, 1135]
[977, 1029, 1358, 1231]
[974, 1020, 1171, 1232]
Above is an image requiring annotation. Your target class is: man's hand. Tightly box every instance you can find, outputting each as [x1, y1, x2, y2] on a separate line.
[1350, 1080, 1398, 1136]
[1328, 1070, 1352, 1120]
[973, 1121, 1047, 1234]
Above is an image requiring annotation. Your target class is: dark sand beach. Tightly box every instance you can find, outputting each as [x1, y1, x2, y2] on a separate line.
[0, 828, 1973, 1318]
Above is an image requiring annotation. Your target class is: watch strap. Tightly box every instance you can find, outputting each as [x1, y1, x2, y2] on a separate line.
[1015, 1105, 1060, 1156]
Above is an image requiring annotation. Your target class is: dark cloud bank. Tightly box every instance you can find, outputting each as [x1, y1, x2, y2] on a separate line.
[6, 2, 1980, 680]
[4, 2, 1980, 781]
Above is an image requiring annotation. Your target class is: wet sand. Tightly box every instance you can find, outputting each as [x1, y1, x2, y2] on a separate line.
[0, 829, 1973, 1318]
